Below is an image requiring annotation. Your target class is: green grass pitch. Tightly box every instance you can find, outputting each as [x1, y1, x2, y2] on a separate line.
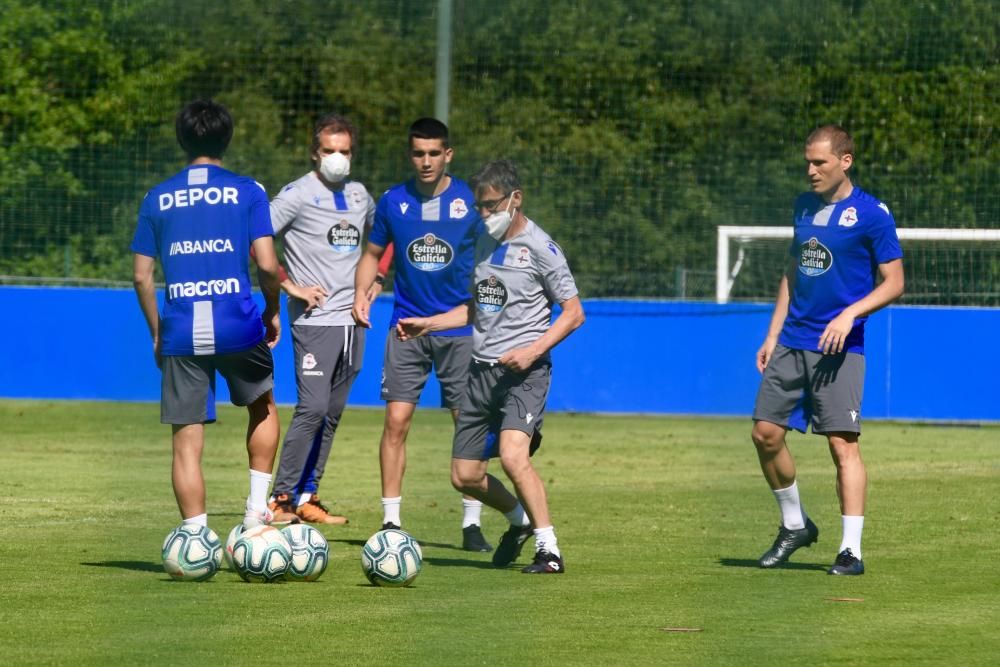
[0, 400, 997, 665]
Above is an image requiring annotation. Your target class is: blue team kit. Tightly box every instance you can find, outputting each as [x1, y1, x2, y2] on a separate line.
[130, 164, 273, 356]
[780, 187, 903, 355]
[368, 177, 483, 335]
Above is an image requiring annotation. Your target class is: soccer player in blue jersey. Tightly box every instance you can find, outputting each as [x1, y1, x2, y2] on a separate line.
[131, 99, 283, 532]
[352, 118, 496, 552]
[751, 125, 904, 575]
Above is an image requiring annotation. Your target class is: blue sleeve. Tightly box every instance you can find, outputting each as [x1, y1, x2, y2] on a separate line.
[369, 194, 391, 248]
[868, 204, 903, 264]
[130, 193, 158, 256]
[249, 183, 272, 241]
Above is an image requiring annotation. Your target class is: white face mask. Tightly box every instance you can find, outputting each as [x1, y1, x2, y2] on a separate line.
[319, 152, 350, 183]
[484, 195, 516, 240]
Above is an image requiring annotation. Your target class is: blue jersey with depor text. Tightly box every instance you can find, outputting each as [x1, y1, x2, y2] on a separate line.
[130, 164, 273, 356]
[780, 187, 903, 354]
[369, 177, 482, 336]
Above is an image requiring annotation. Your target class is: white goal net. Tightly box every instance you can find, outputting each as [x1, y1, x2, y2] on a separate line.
[717, 226, 1000, 305]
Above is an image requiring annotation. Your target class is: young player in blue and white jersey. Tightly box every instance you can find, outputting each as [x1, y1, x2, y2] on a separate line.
[396, 159, 585, 574]
[352, 118, 493, 552]
[131, 99, 283, 533]
[751, 125, 904, 575]
[265, 113, 384, 526]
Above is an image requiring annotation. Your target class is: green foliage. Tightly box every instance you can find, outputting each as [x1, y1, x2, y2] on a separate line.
[0, 0, 996, 298]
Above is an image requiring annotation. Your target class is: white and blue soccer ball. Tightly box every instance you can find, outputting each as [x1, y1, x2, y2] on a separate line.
[281, 524, 330, 582]
[224, 524, 245, 570]
[361, 528, 423, 587]
[161, 524, 222, 582]
[231, 525, 292, 583]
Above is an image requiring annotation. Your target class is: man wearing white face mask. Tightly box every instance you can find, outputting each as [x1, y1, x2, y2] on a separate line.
[265, 113, 388, 525]
[397, 159, 585, 573]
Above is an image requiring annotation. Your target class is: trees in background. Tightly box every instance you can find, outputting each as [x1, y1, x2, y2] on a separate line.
[1, 0, 996, 296]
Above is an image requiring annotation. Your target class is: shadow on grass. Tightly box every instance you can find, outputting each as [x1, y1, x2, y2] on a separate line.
[718, 557, 828, 572]
[82, 560, 163, 573]
[423, 556, 499, 570]
[330, 537, 467, 552]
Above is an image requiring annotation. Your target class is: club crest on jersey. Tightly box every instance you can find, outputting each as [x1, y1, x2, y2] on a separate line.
[450, 198, 468, 218]
[327, 221, 360, 253]
[475, 274, 508, 313]
[838, 207, 858, 227]
[515, 247, 531, 267]
[798, 237, 834, 277]
[406, 233, 453, 271]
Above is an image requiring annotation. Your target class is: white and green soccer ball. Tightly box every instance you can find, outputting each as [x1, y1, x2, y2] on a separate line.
[224, 524, 245, 570]
[231, 525, 292, 583]
[361, 528, 423, 587]
[281, 524, 330, 582]
[161, 524, 222, 582]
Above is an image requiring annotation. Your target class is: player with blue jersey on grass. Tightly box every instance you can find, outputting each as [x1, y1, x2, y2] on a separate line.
[396, 159, 585, 574]
[131, 99, 283, 532]
[751, 125, 904, 575]
[352, 118, 495, 552]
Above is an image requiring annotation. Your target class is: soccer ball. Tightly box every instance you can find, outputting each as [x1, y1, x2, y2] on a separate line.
[224, 524, 245, 570]
[361, 528, 423, 587]
[231, 525, 292, 583]
[161, 524, 222, 582]
[281, 524, 330, 581]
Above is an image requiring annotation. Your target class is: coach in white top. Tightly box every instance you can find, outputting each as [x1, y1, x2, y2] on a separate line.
[266, 113, 378, 525]
[397, 159, 585, 574]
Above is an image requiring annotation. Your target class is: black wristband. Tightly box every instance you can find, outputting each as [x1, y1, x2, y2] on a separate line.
[374, 274, 385, 285]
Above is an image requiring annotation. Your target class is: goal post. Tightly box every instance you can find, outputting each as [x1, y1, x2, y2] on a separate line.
[717, 226, 1000, 304]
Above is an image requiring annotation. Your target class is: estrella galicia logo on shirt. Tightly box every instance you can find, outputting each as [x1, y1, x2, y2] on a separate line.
[327, 221, 360, 253]
[475, 275, 508, 313]
[798, 237, 833, 277]
[406, 233, 453, 271]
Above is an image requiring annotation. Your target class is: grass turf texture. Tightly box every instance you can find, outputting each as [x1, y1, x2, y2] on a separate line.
[0, 400, 997, 665]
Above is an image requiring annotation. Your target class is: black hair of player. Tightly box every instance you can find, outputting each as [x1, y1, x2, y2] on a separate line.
[470, 159, 521, 197]
[175, 99, 234, 161]
[408, 117, 449, 149]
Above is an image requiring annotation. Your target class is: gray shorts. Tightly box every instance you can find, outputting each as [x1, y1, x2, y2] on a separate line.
[160, 340, 274, 425]
[753, 344, 864, 434]
[291, 323, 364, 399]
[452, 360, 549, 461]
[380, 331, 472, 409]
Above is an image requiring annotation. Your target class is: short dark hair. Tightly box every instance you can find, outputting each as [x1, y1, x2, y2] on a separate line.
[806, 124, 854, 158]
[175, 99, 233, 160]
[408, 117, 449, 148]
[470, 159, 521, 196]
[311, 113, 356, 155]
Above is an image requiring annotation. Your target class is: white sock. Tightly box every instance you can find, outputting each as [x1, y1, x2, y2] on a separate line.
[462, 498, 484, 528]
[247, 469, 272, 514]
[533, 525, 560, 557]
[838, 515, 864, 559]
[297, 492, 312, 507]
[382, 496, 402, 526]
[182, 513, 207, 527]
[504, 503, 530, 527]
[772, 481, 807, 530]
